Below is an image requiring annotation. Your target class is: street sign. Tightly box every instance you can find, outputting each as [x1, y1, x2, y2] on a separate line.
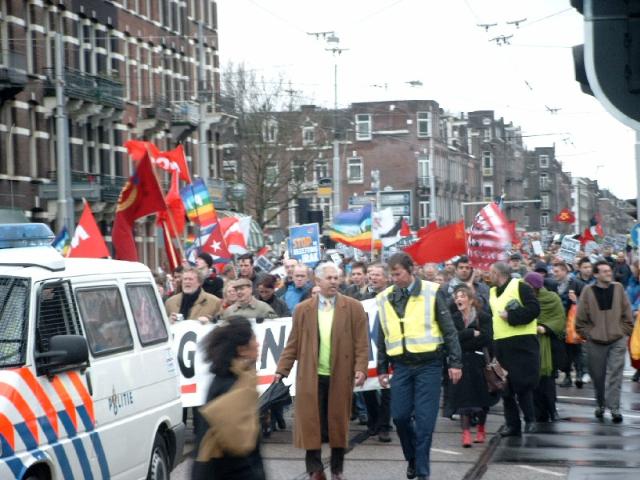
[632, 223, 640, 247]
[349, 190, 412, 218]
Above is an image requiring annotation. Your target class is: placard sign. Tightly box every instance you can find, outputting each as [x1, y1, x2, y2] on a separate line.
[288, 223, 321, 266]
[558, 237, 581, 263]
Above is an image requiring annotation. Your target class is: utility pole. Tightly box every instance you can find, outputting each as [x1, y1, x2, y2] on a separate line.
[429, 128, 437, 223]
[54, 32, 73, 234]
[308, 31, 348, 220]
[197, 21, 209, 182]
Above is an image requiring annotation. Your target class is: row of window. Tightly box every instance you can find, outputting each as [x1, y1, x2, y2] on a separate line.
[355, 112, 432, 140]
[38, 282, 168, 359]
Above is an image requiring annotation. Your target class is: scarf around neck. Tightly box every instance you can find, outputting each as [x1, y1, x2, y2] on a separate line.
[180, 287, 202, 318]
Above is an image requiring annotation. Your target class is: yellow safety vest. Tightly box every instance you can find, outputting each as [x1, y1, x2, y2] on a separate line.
[376, 280, 443, 356]
[490, 278, 537, 340]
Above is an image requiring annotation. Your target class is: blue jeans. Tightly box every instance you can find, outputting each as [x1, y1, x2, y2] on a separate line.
[390, 359, 442, 478]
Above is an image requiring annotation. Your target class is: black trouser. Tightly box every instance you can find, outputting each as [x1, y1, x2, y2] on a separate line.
[306, 375, 345, 474]
[533, 376, 557, 422]
[563, 343, 584, 378]
[502, 388, 535, 431]
[363, 389, 391, 433]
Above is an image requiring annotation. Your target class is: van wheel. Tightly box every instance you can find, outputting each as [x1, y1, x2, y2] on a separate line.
[147, 434, 170, 480]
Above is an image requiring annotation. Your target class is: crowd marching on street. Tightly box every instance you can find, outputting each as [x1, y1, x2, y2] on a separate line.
[157, 237, 640, 480]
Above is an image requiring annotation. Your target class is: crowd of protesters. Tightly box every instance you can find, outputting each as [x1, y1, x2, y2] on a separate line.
[158, 242, 639, 480]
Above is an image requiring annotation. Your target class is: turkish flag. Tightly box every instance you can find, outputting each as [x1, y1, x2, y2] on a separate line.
[124, 141, 192, 183]
[157, 170, 186, 238]
[67, 202, 110, 258]
[219, 217, 249, 254]
[403, 221, 467, 265]
[417, 221, 438, 239]
[112, 152, 166, 261]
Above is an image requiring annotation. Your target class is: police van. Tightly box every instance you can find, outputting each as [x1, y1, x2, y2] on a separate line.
[0, 224, 184, 480]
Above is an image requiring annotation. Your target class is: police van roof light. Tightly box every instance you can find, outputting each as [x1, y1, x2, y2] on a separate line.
[0, 223, 56, 249]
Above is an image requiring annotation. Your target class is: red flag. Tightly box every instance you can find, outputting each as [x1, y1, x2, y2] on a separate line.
[417, 221, 438, 238]
[219, 217, 249, 254]
[67, 201, 110, 258]
[400, 219, 411, 237]
[403, 221, 466, 265]
[157, 170, 186, 238]
[124, 141, 191, 183]
[591, 223, 605, 238]
[555, 208, 576, 224]
[467, 203, 511, 271]
[112, 153, 166, 261]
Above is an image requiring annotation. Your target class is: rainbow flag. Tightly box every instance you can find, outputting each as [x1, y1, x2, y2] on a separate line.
[180, 178, 217, 226]
[329, 204, 380, 251]
[51, 226, 71, 256]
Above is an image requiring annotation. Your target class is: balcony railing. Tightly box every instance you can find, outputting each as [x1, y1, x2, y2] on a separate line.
[139, 96, 172, 123]
[38, 170, 127, 202]
[171, 101, 199, 125]
[44, 68, 124, 109]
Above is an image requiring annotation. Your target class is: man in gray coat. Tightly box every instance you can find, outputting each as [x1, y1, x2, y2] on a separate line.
[576, 260, 634, 423]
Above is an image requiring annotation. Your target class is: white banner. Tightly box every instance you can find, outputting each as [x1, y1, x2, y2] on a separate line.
[171, 298, 384, 407]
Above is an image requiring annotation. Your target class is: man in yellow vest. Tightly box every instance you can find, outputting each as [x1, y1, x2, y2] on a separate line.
[489, 261, 541, 437]
[377, 253, 462, 480]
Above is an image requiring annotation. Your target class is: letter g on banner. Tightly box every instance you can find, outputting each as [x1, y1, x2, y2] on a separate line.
[178, 330, 197, 379]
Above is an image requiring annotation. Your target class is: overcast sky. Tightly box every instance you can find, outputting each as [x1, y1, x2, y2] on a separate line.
[217, 0, 635, 200]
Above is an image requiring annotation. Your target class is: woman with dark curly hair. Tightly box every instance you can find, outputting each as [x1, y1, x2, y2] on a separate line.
[449, 285, 495, 447]
[191, 316, 265, 480]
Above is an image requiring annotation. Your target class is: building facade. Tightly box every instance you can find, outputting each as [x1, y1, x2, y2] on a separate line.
[0, 0, 224, 267]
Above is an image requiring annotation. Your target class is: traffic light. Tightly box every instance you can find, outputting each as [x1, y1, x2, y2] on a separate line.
[571, 0, 640, 128]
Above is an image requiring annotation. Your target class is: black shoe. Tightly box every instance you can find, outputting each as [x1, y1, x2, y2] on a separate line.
[559, 376, 572, 387]
[633, 370, 640, 382]
[611, 409, 623, 423]
[358, 415, 368, 426]
[499, 426, 522, 437]
[524, 422, 537, 434]
[575, 378, 584, 388]
[276, 417, 286, 430]
[406, 459, 416, 479]
[594, 406, 605, 419]
[262, 425, 272, 438]
[378, 430, 391, 443]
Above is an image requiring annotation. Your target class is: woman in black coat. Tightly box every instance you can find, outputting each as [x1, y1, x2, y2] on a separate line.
[191, 317, 266, 480]
[449, 285, 495, 447]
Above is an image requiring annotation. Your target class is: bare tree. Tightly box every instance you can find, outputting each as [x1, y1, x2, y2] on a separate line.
[221, 63, 333, 229]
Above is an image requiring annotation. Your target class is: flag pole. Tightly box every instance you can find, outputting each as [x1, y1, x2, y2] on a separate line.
[370, 198, 376, 262]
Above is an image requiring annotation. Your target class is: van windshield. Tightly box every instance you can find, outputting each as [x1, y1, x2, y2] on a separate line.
[0, 276, 30, 368]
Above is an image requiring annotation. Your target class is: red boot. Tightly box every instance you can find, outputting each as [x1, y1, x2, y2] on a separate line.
[462, 429, 472, 448]
[475, 424, 486, 444]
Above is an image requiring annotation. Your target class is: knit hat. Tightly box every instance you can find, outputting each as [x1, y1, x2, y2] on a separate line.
[524, 272, 544, 289]
[197, 252, 214, 268]
[533, 261, 548, 274]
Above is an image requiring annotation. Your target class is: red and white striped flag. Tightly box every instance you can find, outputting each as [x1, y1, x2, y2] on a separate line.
[467, 203, 512, 271]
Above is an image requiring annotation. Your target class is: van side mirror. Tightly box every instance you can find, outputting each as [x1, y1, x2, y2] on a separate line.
[36, 334, 89, 376]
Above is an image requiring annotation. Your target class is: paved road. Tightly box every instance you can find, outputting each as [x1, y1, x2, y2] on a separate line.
[171, 370, 640, 479]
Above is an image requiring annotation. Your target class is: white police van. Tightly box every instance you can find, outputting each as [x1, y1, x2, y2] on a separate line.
[0, 224, 184, 480]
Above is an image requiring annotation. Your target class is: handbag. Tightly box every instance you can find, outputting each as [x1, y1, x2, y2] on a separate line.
[483, 348, 508, 393]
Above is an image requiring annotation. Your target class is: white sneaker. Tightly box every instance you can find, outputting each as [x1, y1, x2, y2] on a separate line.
[581, 374, 591, 384]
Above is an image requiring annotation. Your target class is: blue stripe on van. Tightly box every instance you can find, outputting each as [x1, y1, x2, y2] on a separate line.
[0, 435, 25, 479]
[57, 411, 93, 480]
[37, 416, 75, 480]
[14, 420, 75, 480]
[76, 406, 110, 480]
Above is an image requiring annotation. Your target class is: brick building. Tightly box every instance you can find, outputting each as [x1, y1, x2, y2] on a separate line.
[523, 147, 573, 233]
[466, 110, 526, 225]
[0, 0, 225, 266]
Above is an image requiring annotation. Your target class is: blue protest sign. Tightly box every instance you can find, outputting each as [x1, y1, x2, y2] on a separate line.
[631, 223, 640, 247]
[289, 223, 321, 266]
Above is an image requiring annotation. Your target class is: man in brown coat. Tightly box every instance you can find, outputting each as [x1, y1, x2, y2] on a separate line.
[576, 260, 634, 423]
[276, 262, 369, 480]
[165, 266, 222, 323]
